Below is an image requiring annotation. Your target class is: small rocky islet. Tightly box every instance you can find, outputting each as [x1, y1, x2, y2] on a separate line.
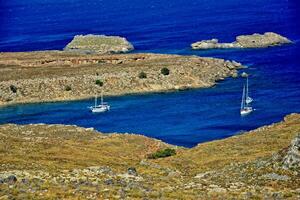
[191, 32, 292, 50]
[64, 34, 134, 54]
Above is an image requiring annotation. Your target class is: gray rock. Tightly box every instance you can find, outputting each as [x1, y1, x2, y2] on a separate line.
[232, 73, 238, 78]
[4, 175, 17, 184]
[191, 39, 235, 49]
[21, 178, 30, 185]
[283, 134, 300, 169]
[191, 32, 292, 50]
[127, 167, 138, 176]
[104, 179, 114, 185]
[241, 72, 249, 78]
[262, 173, 290, 181]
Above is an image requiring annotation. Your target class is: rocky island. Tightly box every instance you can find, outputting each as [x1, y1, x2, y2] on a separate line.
[0, 114, 299, 199]
[64, 34, 134, 54]
[0, 51, 243, 106]
[191, 32, 292, 50]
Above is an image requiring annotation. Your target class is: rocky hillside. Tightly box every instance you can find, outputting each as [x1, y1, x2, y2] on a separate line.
[0, 51, 243, 106]
[191, 32, 292, 49]
[0, 114, 299, 199]
[64, 35, 134, 54]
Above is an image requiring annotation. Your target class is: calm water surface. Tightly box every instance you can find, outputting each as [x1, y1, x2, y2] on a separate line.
[0, 0, 300, 147]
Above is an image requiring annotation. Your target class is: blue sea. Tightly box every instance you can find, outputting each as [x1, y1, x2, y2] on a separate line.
[0, 0, 300, 147]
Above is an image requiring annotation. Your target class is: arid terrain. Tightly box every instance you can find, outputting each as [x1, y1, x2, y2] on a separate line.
[0, 51, 242, 106]
[0, 114, 299, 199]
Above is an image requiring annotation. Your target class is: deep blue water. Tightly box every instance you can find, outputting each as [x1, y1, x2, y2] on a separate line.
[0, 0, 300, 147]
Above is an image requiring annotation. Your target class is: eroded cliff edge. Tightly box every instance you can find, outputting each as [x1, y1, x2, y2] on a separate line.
[0, 51, 243, 106]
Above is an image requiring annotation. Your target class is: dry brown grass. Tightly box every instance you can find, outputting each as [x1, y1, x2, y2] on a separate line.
[0, 124, 172, 172]
[154, 113, 300, 175]
[0, 114, 299, 199]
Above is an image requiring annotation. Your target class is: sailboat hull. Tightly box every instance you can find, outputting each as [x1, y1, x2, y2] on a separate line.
[90, 105, 110, 113]
[240, 107, 253, 115]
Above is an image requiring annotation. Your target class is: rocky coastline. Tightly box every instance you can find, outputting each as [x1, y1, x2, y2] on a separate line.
[0, 51, 243, 107]
[0, 114, 299, 199]
[191, 32, 292, 50]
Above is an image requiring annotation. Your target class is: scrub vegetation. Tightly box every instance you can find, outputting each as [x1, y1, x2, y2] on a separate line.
[0, 114, 300, 199]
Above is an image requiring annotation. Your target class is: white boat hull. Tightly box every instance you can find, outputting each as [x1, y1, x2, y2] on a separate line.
[240, 107, 253, 115]
[90, 105, 110, 113]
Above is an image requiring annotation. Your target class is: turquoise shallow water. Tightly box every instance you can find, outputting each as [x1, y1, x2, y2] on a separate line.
[0, 0, 300, 147]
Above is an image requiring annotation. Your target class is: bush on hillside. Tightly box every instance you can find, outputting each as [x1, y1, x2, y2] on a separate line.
[10, 85, 17, 93]
[65, 85, 72, 91]
[161, 67, 170, 76]
[148, 148, 176, 159]
[138, 71, 147, 79]
[95, 79, 104, 86]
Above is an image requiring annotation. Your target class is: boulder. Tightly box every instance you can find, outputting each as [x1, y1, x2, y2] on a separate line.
[4, 175, 17, 184]
[283, 134, 300, 169]
[104, 179, 114, 185]
[241, 72, 248, 78]
[127, 167, 138, 176]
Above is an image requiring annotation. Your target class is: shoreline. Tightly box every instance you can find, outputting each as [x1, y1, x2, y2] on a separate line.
[1, 113, 299, 198]
[0, 81, 216, 108]
[0, 51, 243, 107]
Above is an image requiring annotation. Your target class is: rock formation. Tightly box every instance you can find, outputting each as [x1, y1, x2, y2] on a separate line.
[64, 34, 134, 54]
[283, 134, 300, 169]
[191, 32, 292, 50]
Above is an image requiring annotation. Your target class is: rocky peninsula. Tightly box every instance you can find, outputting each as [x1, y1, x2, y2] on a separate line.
[64, 34, 134, 54]
[0, 51, 243, 106]
[191, 32, 292, 50]
[0, 114, 299, 199]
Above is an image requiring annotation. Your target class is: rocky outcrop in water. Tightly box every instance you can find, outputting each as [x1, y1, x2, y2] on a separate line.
[64, 34, 134, 54]
[191, 32, 292, 50]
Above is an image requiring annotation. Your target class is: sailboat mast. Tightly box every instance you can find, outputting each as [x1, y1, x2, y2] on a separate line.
[241, 85, 245, 110]
[246, 77, 249, 102]
[101, 91, 104, 105]
[95, 96, 97, 107]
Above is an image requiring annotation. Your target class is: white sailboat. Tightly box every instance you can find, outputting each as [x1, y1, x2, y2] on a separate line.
[89, 91, 110, 113]
[245, 77, 253, 104]
[240, 84, 253, 115]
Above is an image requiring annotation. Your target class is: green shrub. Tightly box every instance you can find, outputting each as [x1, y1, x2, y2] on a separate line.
[148, 148, 176, 159]
[95, 79, 104, 86]
[9, 85, 17, 93]
[138, 71, 147, 79]
[65, 85, 72, 91]
[161, 67, 170, 76]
